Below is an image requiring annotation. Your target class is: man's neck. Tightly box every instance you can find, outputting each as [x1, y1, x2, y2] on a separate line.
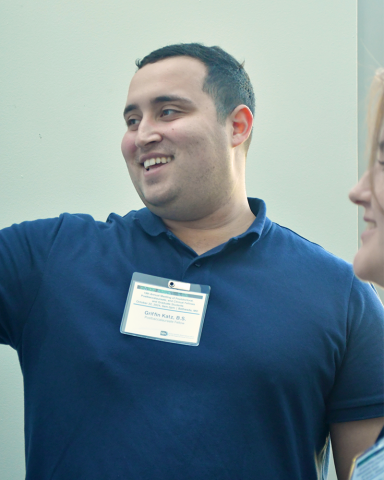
[162, 198, 256, 256]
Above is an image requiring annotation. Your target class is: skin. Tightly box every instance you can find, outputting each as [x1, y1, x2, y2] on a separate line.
[331, 418, 384, 480]
[349, 122, 384, 287]
[121, 56, 254, 254]
[121, 55, 384, 478]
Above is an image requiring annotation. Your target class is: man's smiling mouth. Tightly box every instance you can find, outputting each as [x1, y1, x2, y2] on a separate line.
[144, 156, 173, 171]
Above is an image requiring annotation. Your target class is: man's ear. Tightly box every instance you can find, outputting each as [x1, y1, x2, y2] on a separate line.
[229, 105, 253, 148]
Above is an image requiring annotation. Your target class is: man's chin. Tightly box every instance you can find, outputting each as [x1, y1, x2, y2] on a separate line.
[138, 190, 208, 222]
[140, 193, 177, 215]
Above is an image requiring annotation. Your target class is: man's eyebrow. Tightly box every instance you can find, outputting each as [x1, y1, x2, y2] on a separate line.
[123, 95, 194, 118]
[150, 95, 194, 106]
[123, 104, 138, 117]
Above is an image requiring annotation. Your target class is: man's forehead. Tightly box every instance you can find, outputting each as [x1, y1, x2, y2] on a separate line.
[127, 56, 207, 102]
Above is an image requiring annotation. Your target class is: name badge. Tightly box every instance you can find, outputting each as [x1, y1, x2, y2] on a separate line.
[349, 434, 384, 479]
[120, 272, 210, 346]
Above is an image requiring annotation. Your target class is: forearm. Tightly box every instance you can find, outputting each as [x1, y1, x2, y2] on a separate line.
[331, 417, 384, 480]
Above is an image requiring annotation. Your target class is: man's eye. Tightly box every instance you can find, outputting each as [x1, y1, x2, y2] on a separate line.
[127, 118, 140, 127]
[161, 109, 178, 117]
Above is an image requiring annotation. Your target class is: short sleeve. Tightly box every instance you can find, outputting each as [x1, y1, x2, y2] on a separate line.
[0, 216, 64, 349]
[327, 277, 384, 423]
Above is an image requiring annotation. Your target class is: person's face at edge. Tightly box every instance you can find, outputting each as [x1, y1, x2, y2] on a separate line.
[121, 56, 240, 223]
[349, 122, 384, 287]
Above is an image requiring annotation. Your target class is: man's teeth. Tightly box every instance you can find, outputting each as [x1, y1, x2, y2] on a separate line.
[366, 221, 376, 229]
[144, 157, 172, 169]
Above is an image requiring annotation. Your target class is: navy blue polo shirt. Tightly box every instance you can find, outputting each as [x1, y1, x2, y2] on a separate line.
[0, 198, 383, 480]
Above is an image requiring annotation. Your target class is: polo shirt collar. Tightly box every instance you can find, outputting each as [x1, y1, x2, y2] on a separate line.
[134, 207, 168, 237]
[134, 197, 269, 245]
[240, 197, 268, 245]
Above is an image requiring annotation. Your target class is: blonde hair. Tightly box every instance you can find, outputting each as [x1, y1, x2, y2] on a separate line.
[367, 69, 384, 167]
[367, 69, 384, 211]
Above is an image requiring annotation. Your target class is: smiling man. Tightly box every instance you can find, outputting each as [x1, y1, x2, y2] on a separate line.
[122, 53, 255, 253]
[0, 43, 383, 480]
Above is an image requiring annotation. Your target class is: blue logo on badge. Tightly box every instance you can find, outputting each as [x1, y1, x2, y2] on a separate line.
[160, 331, 168, 336]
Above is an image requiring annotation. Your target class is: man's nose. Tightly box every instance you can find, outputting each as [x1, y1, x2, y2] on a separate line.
[349, 170, 372, 205]
[135, 117, 162, 148]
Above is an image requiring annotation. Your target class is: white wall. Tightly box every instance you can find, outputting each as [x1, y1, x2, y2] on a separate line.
[0, 0, 359, 478]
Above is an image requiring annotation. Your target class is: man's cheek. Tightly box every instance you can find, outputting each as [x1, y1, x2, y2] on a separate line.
[121, 133, 136, 160]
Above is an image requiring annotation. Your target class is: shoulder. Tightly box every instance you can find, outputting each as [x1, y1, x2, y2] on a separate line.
[264, 221, 354, 276]
[0, 210, 144, 264]
[263, 221, 384, 310]
[272, 222, 383, 319]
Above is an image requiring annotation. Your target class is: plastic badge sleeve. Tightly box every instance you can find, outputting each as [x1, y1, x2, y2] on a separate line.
[120, 272, 211, 346]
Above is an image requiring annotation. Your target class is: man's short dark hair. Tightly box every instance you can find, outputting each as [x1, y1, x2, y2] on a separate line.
[136, 43, 255, 152]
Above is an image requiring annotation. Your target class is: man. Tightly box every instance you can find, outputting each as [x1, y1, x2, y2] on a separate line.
[1, 43, 383, 480]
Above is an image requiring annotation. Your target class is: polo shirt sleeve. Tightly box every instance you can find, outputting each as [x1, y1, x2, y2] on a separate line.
[0, 216, 64, 349]
[326, 277, 384, 423]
